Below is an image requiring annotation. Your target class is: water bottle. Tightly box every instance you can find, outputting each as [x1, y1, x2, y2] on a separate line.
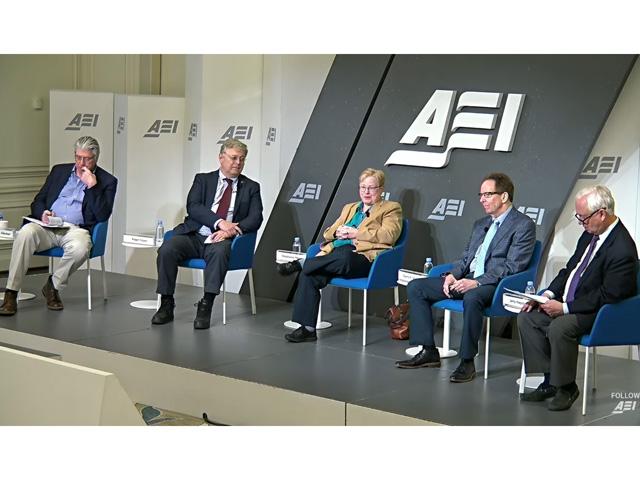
[525, 281, 536, 295]
[292, 236, 302, 253]
[155, 220, 165, 246]
[423, 257, 433, 276]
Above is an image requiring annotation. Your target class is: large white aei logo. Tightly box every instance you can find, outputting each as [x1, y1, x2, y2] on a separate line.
[386, 90, 525, 169]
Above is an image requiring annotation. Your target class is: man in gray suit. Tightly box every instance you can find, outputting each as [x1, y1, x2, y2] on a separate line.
[396, 172, 536, 382]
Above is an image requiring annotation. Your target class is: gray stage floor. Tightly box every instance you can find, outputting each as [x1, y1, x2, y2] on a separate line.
[2, 270, 640, 426]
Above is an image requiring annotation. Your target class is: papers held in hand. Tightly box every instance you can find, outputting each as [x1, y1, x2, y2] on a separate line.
[22, 216, 72, 228]
[502, 288, 548, 314]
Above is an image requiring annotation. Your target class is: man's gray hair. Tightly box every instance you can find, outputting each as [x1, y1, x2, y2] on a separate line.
[74, 136, 100, 162]
[576, 185, 616, 215]
[219, 138, 248, 156]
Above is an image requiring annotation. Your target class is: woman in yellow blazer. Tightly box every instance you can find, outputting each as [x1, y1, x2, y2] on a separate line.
[283, 167, 403, 343]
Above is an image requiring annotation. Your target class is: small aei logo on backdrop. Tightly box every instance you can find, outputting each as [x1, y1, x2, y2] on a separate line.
[65, 113, 99, 131]
[116, 116, 126, 134]
[386, 90, 526, 169]
[517, 206, 545, 226]
[611, 392, 640, 415]
[265, 127, 277, 146]
[143, 120, 179, 138]
[289, 183, 322, 204]
[217, 126, 253, 144]
[578, 156, 622, 180]
[427, 198, 465, 221]
[187, 123, 198, 141]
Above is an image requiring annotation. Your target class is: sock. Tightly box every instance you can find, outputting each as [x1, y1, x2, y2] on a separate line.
[5, 288, 17, 294]
[204, 292, 216, 303]
[462, 358, 474, 364]
[161, 294, 174, 302]
[560, 381, 578, 393]
[541, 373, 550, 387]
[304, 326, 315, 332]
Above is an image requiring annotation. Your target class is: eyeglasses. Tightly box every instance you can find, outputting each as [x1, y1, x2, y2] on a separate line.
[75, 154, 95, 163]
[478, 191, 503, 199]
[574, 208, 603, 225]
[359, 185, 381, 193]
[222, 152, 246, 163]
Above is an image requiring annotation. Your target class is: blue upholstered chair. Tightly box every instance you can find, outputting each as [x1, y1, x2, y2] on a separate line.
[34, 221, 109, 311]
[163, 230, 257, 325]
[431, 240, 543, 379]
[307, 219, 409, 346]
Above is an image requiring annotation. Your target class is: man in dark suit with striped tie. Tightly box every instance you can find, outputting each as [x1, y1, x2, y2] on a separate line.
[518, 185, 637, 411]
[151, 138, 263, 329]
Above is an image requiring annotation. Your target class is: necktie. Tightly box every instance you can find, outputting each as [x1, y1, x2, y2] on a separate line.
[565, 235, 599, 303]
[216, 178, 233, 221]
[474, 221, 500, 278]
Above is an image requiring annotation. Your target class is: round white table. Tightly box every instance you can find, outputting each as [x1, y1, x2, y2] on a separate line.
[1, 230, 36, 301]
[122, 241, 160, 310]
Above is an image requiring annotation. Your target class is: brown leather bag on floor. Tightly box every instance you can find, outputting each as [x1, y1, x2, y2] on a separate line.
[386, 302, 410, 340]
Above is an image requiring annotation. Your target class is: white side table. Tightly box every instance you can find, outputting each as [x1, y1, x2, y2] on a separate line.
[398, 269, 458, 358]
[277, 249, 332, 330]
[0, 229, 36, 301]
[122, 240, 160, 310]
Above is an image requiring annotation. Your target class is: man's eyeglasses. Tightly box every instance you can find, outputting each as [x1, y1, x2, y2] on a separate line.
[359, 185, 381, 193]
[222, 152, 246, 163]
[574, 208, 603, 225]
[478, 191, 503, 199]
[75, 154, 95, 163]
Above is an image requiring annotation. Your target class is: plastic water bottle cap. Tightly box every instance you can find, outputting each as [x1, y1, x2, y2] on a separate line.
[426, 257, 432, 262]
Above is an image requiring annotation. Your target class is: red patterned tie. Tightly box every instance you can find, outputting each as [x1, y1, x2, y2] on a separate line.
[216, 178, 233, 220]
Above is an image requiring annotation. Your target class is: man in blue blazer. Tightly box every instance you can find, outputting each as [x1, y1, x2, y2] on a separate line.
[519, 185, 637, 411]
[0, 136, 117, 315]
[396, 172, 536, 382]
[152, 138, 263, 329]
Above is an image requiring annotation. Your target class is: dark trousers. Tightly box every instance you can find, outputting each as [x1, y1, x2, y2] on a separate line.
[292, 245, 372, 328]
[406, 276, 496, 359]
[156, 232, 232, 296]
[517, 311, 592, 387]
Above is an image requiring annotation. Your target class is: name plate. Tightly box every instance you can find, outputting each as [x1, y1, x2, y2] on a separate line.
[123, 234, 156, 247]
[502, 293, 528, 314]
[0, 229, 16, 240]
[397, 269, 427, 286]
[276, 250, 306, 264]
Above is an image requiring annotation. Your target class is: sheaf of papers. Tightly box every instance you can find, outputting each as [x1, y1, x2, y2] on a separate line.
[22, 216, 73, 228]
[503, 288, 549, 304]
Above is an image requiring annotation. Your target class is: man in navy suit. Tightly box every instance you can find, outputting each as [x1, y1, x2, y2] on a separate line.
[519, 185, 637, 411]
[152, 138, 263, 329]
[0, 136, 117, 315]
[396, 172, 536, 382]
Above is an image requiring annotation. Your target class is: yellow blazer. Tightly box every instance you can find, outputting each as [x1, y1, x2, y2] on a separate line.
[320, 200, 403, 262]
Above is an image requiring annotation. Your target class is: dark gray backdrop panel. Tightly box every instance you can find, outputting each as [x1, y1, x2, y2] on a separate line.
[319, 54, 635, 317]
[247, 55, 393, 301]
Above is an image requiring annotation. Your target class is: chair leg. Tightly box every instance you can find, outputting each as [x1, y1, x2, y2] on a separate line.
[348, 289, 352, 328]
[394, 286, 399, 306]
[442, 310, 452, 353]
[49, 257, 53, 274]
[248, 268, 256, 315]
[315, 290, 322, 327]
[222, 281, 227, 325]
[518, 360, 526, 395]
[101, 256, 107, 301]
[484, 316, 490, 380]
[362, 290, 368, 347]
[86, 257, 92, 311]
[582, 347, 590, 416]
[592, 347, 597, 391]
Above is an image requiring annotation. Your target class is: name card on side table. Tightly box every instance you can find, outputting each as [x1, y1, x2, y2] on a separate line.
[397, 269, 427, 286]
[0, 229, 16, 240]
[276, 250, 306, 264]
[123, 233, 156, 247]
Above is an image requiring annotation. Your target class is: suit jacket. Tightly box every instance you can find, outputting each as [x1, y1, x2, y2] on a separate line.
[30, 163, 118, 234]
[450, 207, 536, 286]
[173, 170, 263, 235]
[320, 200, 403, 262]
[547, 220, 638, 331]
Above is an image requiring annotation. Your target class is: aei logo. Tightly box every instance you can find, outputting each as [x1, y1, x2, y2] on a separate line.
[578, 156, 622, 180]
[143, 120, 179, 138]
[289, 183, 322, 204]
[65, 113, 99, 131]
[517, 206, 545, 226]
[427, 198, 465, 221]
[386, 90, 525, 169]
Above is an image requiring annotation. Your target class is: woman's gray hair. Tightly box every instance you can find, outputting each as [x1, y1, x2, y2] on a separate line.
[74, 136, 100, 162]
[576, 185, 615, 215]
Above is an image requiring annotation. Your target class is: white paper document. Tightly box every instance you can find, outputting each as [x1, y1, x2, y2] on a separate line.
[503, 288, 549, 304]
[22, 216, 73, 229]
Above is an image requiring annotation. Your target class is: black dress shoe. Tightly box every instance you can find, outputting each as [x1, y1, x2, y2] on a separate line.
[194, 297, 214, 329]
[548, 386, 580, 411]
[396, 346, 441, 369]
[520, 383, 557, 402]
[449, 360, 476, 383]
[285, 326, 317, 343]
[42, 276, 64, 311]
[277, 260, 302, 276]
[151, 297, 175, 325]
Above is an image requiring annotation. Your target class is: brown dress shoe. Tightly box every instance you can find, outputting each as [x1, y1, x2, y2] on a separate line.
[0, 289, 18, 316]
[42, 276, 64, 311]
